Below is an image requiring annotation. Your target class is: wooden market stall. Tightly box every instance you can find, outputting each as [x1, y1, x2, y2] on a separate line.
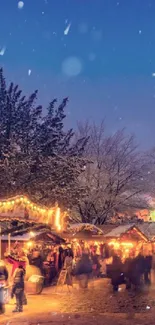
[62, 223, 104, 257]
[137, 222, 155, 254]
[103, 224, 148, 260]
[0, 194, 65, 256]
[0, 195, 67, 296]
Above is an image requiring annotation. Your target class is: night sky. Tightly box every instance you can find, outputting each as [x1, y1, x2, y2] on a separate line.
[0, 0, 155, 147]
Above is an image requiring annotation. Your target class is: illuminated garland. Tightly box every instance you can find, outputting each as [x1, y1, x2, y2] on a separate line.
[0, 195, 47, 213]
[0, 195, 62, 230]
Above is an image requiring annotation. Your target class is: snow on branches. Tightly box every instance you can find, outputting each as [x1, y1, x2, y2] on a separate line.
[0, 68, 87, 209]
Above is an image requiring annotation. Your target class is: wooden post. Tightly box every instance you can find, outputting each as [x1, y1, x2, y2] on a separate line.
[8, 233, 11, 255]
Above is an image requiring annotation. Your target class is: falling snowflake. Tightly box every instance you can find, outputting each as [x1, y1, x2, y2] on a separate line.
[0, 46, 6, 56]
[139, 30, 142, 34]
[152, 72, 155, 77]
[146, 306, 151, 310]
[18, 1, 24, 9]
[64, 23, 71, 35]
[78, 23, 88, 34]
[28, 69, 31, 76]
[91, 29, 103, 41]
[62, 56, 82, 77]
[42, 11, 45, 15]
[88, 53, 96, 61]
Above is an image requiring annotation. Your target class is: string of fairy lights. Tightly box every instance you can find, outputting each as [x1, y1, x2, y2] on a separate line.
[0, 195, 62, 230]
[0, 195, 47, 213]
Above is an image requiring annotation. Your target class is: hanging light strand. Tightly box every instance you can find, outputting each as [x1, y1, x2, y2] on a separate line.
[0, 195, 62, 230]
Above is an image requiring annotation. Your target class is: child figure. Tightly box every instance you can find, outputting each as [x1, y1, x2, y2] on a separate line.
[11, 264, 25, 313]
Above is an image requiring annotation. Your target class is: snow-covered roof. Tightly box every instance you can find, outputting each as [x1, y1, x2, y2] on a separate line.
[104, 224, 135, 238]
[1, 233, 31, 241]
[67, 223, 103, 235]
[138, 222, 155, 241]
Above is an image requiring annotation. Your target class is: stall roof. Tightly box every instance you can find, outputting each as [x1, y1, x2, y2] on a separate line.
[98, 225, 118, 235]
[103, 223, 148, 242]
[31, 231, 65, 244]
[66, 223, 103, 235]
[1, 230, 65, 244]
[103, 224, 135, 238]
[1, 233, 31, 241]
[138, 222, 155, 241]
[0, 195, 61, 230]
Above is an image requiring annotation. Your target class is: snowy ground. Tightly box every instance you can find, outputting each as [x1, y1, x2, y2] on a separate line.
[1, 278, 155, 324]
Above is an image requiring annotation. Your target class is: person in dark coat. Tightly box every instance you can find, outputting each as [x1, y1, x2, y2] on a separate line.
[129, 252, 145, 289]
[124, 256, 133, 290]
[110, 254, 123, 292]
[74, 253, 92, 289]
[11, 264, 25, 312]
[0, 260, 8, 314]
[91, 252, 101, 277]
[144, 253, 152, 285]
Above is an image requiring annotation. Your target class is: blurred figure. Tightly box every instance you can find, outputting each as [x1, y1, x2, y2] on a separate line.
[144, 251, 152, 285]
[74, 253, 92, 289]
[11, 264, 26, 313]
[64, 250, 73, 286]
[130, 251, 145, 290]
[124, 250, 135, 290]
[99, 257, 107, 277]
[0, 260, 8, 314]
[91, 251, 100, 278]
[29, 250, 43, 274]
[110, 253, 123, 292]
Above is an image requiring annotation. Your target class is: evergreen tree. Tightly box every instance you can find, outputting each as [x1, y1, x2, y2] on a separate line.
[0, 68, 87, 208]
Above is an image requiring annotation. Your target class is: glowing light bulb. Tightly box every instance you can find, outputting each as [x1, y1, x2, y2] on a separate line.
[30, 231, 35, 237]
[27, 241, 32, 247]
[55, 207, 61, 231]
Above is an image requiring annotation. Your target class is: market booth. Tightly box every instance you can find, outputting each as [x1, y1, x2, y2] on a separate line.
[62, 223, 104, 257]
[103, 224, 148, 260]
[0, 195, 66, 297]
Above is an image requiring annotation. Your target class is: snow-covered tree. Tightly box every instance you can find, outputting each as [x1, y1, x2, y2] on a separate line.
[0, 68, 87, 208]
[76, 121, 151, 224]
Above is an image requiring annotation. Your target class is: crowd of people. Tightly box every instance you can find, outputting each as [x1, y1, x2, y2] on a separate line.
[107, 249, 153, 291]
[0, 260, 26, 314]
[62, 246, 154, 293]
[0, 241, 154, 315]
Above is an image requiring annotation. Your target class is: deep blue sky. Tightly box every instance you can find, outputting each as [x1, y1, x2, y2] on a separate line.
[0, 0, 155, 147]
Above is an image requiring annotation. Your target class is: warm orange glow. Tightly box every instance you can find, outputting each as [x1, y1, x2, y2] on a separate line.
[27, 241, 33, 247]
[55, 207, 61, 231]
[109, 241, 120, 249]
[0, 195, 63, 230]
[108, 241, 134, 249]
[30, 231, 35, 237]
[121, 242, 133, 248]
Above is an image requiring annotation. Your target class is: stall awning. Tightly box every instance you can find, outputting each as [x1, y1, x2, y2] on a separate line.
[31, 231, 65, 245]
[1, 230, 65, 245]
[104, 224, 148, 242]
[0, 195, 62, 230]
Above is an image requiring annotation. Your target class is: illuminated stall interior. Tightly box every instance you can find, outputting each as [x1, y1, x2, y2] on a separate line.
[62, 223, 104, 257]
[0, 195, 66, 258]
[104, 224, 148, 261]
